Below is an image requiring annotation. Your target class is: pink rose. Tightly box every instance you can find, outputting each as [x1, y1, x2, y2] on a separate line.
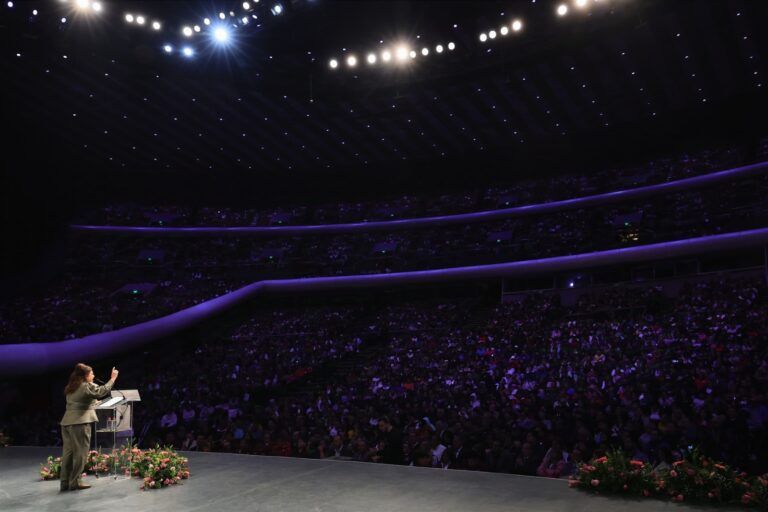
[674, 494, 684, 502]
[669, 470, 677, 478]
[590, 479, 600, 487]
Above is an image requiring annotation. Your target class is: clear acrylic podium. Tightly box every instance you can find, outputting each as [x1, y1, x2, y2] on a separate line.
[95, 389, 141, 479]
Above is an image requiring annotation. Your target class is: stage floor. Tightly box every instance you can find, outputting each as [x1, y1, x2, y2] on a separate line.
[0, 446, 720, 512]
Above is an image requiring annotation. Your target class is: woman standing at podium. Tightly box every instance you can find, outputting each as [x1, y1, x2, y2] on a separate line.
[59, 363, 118, 492]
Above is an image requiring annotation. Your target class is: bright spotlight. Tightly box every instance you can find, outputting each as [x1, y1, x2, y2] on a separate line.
[91, 2, 102, 12]
[75, 0, 88, 9]
[435, 44, 444, 53]
[163, 44, 173, 53]
[479, 33, 487, 42]
[346, 55, 357, 67]
[421, 47, 429, 56]
[135, 15, 145, 25]
[203, 17, 211, 25]
[512, 19, 523, 32]
[243, 1, 251, 9]
[575, 0, 588, 7]
[447, 42, 455, 50]
[409, 50, 416, 59]
[219, 12, 226, 20]
[557, 4, 568, 16]
[329, 58, 338, 69]
[125, 13, 134, 23]
[183, 26, 193, 37]
[152, 21, 161, 30]
[271, 3, 282, 15]
[381, 50, 392, 62]
[367, 53, 377, 64]
[396, 46, 408, 61]
[182, 46, 194, 57]
[213, 26, 231, 44]
[241, 16, 249, 24]
[488, 30, 497, 39]
[6, 1, 12, 7]
[500, 26, 509, 36]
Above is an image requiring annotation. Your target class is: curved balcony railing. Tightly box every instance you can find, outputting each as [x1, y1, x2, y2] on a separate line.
[2, 227, 767, 376]
[70, 161, 768, 237]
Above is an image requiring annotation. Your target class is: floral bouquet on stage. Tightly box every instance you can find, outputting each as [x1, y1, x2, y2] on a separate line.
[571, 447, 768, 508]
[40, 455, 62, 480]
[38, 444, 190, 490]
[135, 446, 191, 490]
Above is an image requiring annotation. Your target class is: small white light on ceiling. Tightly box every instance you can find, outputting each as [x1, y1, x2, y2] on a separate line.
[367, 53, 377, 64]
[479, 33, 488, 42]
[182, 46, 194, 57]
[488, 30, 497, 39]
[557, 4, 568, 16]
[512, 19, 523, 32]
[183, 26, 193, 36]
[421, 47, 429, 56]
[125, 13, 134, 23]
[500, 26, 509, 36]
[193, 25, 201, 32]
[447, 42, 455, 50]
[243, 2, 251, 9]
[152, 21, 161, 30]
[329, 58, 338, 69]
[163, 44, 173, 53]
[135, 15, 145, 25]
[203, 18, 211, 25]
[435, 44, 444, 53]
[346, 55, 357, 67]
[381, 50, 392, 62]
[396, 46, 408, 61]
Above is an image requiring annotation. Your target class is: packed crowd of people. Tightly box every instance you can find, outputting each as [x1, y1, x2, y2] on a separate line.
[85, 144, 750, 227]
[1, 158, 766, 343]
[86, 144, 749, 227]
[4, 275, 766, 478]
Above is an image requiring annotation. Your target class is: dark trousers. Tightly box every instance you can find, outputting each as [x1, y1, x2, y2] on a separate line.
[60, 423, 92, 488]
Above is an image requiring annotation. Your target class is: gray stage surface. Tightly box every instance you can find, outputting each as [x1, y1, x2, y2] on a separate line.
[0, 446, 723, 512]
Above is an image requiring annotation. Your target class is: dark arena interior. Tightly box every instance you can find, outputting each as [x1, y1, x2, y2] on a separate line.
[1, 1, 768, 511]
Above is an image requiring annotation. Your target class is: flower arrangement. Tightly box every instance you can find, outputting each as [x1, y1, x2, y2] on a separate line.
[38, 445, 190, 491]
[39, 455, 62, 480]
[86, 449, 116, 475]
[135, 446, 190, 491]
[571, 448, 768, 508]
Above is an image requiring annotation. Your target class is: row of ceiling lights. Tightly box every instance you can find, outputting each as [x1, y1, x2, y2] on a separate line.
[329, 41, 457, 69]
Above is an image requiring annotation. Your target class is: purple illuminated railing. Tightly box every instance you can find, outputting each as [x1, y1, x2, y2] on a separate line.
[2, 227, 768, 376]
[70, 161, 768, 237]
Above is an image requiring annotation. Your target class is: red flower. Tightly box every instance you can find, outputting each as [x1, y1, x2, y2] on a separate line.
[622, 485, 628, 491]
[594, 456, 608, 464]
[630, 460, 645, 468]
[741, 493, 753, 505]
[669, 470, 677, 478]
[591, 479, 600, 487]
[642, 490, 650, 497]
[674, 494, 684, 502]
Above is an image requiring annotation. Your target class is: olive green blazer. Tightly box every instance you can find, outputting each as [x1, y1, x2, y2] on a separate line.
[60, 380, 114, 426]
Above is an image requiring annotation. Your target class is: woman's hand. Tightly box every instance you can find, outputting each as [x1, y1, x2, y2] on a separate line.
[110, 367, 119, 382]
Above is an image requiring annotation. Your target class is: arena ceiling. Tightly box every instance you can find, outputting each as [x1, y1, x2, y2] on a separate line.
[1, 0, 767, 182]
